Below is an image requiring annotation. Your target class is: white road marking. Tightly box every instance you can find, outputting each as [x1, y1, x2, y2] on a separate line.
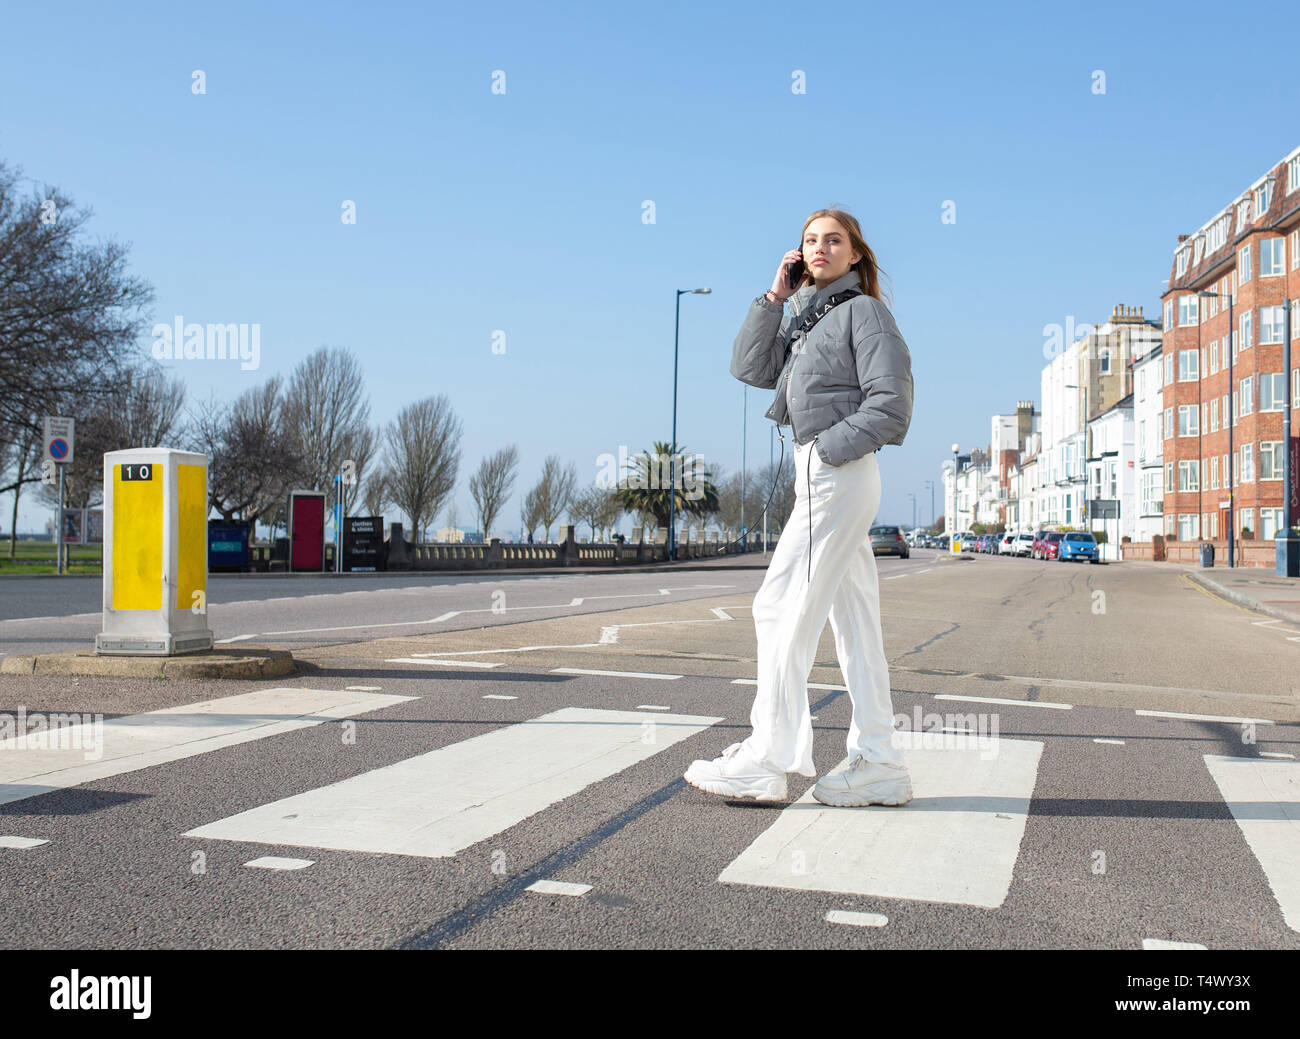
[914, 568, 933, 574]
[719, 736, 1044, 908]
[0, 688, 413, 808]
[1137, 710, 1274, 726]
[0, 836, 49, 849]
[1141, 938, 1207, 950]
[386, 657, 504, 669]
[825, 910, 888, 927]
[245, 856, 314, 870]
[262, 613, 462, 636]
[550, 668, 681, 680]
[345, 686, 383, 692]
[934, 694, 1071, 710]
[184, 707, 722, 859]
[215, 634, 259, 644]
[526, 880, 591, 897]
[710, 607, 733, 620]
[883, 574, 908, 580]
[731, 679, 845, 691]
[1202, 755, 1300, 932]
[483, 695, 517, 700]
[636, 705, 670, 711]
[1094, 739, 1126, 745]
[1261, 752, 1296, 759]
[599, 627, 620, 644]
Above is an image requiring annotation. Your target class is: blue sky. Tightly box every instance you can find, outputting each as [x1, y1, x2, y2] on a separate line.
[3, 0, 1297, 537]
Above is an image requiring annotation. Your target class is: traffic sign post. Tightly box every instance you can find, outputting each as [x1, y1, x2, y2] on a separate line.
[95, 448, 214, 656]
[44, 417, 75, 574]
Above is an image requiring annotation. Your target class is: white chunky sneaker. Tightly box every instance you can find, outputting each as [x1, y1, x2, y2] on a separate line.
[684, 742, 788, 802]
[812, 755, 912, 807]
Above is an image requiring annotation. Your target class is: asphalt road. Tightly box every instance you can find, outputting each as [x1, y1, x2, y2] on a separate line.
[0, 549, 1297, 950]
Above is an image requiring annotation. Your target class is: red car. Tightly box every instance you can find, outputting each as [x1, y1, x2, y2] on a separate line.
[1034, 531, 1064, 560]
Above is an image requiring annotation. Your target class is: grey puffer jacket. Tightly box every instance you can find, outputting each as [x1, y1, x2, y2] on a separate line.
[730, 268, 913, 467]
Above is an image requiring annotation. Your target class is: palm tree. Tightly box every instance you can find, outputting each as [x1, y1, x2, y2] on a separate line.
[612, 440, 719, 530]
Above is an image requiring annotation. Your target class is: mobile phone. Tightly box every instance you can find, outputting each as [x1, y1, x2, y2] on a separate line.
[785, 248, 806, 290]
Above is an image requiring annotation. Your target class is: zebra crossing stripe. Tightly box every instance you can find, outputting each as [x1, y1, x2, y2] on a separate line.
[183, 707, 722, 859]
[0, 688, 413, 808]
[718, 735, 1044, 908]
[1202, 755, 1300, 932]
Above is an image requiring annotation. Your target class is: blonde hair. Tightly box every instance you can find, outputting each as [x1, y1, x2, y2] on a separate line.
[795, 207, 892, 307]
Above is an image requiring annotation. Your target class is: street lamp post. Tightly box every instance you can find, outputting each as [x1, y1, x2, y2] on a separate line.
[740, 384, 746, 554]
[669, 287, 710, 562]
[951, 443, 959, 538]
[924, 479, 934, 529]
[908, 492, 916, 533]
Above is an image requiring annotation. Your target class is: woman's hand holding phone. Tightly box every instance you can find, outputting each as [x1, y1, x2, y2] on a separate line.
[770, 248, 804, 302]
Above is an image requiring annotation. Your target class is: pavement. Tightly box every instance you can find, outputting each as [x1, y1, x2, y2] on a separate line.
[1142, 561, 1300, 627]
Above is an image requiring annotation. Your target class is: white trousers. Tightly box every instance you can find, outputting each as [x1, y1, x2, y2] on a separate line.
[743, 435, 903, 777]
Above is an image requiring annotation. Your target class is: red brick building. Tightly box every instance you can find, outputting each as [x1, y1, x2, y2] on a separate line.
[1160, 145, 1300, 553]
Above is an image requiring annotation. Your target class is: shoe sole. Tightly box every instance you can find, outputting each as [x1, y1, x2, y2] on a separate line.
[683, 772, 787, 802]
[811, 783, 912, 807]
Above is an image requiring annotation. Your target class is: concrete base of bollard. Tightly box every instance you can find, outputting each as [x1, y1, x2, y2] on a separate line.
[0, 645, 296, 680]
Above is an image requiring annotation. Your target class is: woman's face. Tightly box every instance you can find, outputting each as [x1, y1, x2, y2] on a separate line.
[802, 218, 862, 287]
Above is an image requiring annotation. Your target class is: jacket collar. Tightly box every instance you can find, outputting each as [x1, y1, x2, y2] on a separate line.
[790, 269, 862, 314]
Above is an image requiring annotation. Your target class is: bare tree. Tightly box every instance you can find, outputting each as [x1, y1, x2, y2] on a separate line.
[530, 454, 577, 542]
[568, 484, 608, 541]
[361, 467, 389, 518]
[383, 396, 461, 543]
[187, 377, 303, 524]
[522, 485, 544, 543]
[38, 364, 187, 511]
[0, 160, 153, 446]
[282, 346, 374, 515]
[468, 445, 518, 542]
[0, 423, 41, 558]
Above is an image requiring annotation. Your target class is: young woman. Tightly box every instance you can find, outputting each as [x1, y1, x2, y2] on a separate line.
[684, 208, 915, 807]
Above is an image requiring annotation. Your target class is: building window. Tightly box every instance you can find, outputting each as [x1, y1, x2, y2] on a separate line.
[1293, 299, 1300, 339]
[1178, 296, 1199, 327]
[1261, 305, 1284, 344]
[1260, 440, 1283, 480]
[1100, 346, 1111, 374]
[1209, 339, 1219, 374]
[1164, 298, 1173, 331]
[1142, 471, 1161, 514]
[1178, 348, 1199, 380]
[1208, 213, 1230, 252]
[1223, 393, 1231, 427]
[1255, 179, 1274, 216]
[1178, 404, 1199, 436]
[1238, 198, 1252, 228]
[1261, 508, 1283, 540]
[1165, 353, 1173, 385]
[1210, 397, 1219, 431]
[1241, 443, 1254, 482]
[1164, 406, 1173, 439]
[1240, 508, 1254, 538]
[1178, 460, 1199, 491]
[1240, 376, 1254, 416]
[1176, 249, 1189, 277]
[1290, 156, 1300, 195]
[1261, 237, 1285, 276]
[1239, 243, 1252, 283]
[1260, 372, 1285, 411]
[1223, 452, 1229, 486]
[1165, 461, 1174, 493]
[1165, 513, 1176, 536]
[1292, 229, 1300, 269]
[1211, 454, 1219, 489]
[1179, 513, 1199, 540]
[1193, 235, 1204, 265]
[1240, 310, 1253, 350]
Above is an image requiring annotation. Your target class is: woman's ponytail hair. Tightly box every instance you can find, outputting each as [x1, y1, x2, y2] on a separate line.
[799, 206, 892, 308]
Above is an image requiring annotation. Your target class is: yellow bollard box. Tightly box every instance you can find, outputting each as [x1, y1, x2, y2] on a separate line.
[95, 448, 214, 655]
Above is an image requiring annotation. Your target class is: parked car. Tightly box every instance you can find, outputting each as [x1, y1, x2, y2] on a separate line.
[1031, 529, 1049, 557]
[1036, 531, 1064, 560]
[958, 532, 978, 552]
[1059, 531, 1099, 563]
[998, 533, 1016, 555]
[1015, 532, 1034, 556]
[869, 525, 910, 558]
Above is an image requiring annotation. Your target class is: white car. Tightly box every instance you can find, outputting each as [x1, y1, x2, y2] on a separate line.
[1015, 532, 1034, 556]
[998, 533, 1017, 554]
